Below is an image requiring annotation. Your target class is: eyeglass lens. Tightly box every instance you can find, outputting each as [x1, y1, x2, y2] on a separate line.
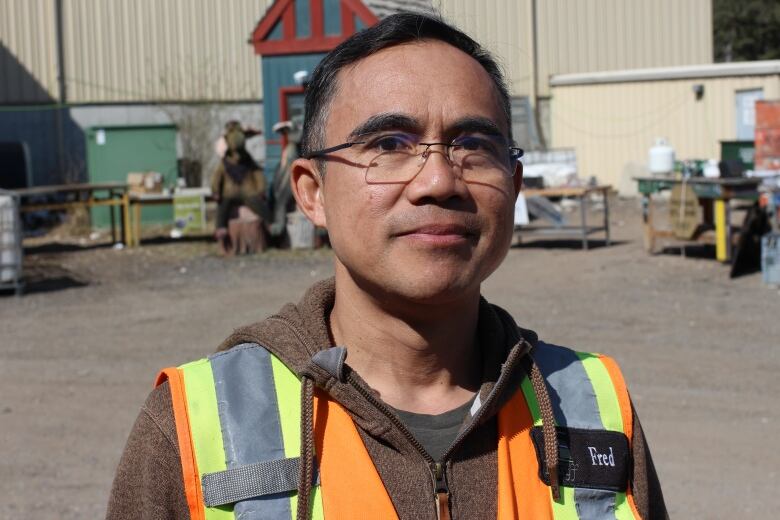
[362, 141, 516, 184]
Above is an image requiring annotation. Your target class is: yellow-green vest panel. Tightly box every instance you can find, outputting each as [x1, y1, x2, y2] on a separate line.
[521, 342, 639, 519]
[178, 344, 323, 520]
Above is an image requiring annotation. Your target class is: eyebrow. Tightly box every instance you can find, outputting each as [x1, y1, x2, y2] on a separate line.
[345, 113, 506, 142]
[448, 116, 504, 138]
[347, 113, 422, 141]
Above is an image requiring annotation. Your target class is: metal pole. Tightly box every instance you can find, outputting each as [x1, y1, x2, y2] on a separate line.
[54, 0, 67, 182]
[580, 193, 588, 250]
[527, 0, 546, 150]
[603, 188, 611, 247]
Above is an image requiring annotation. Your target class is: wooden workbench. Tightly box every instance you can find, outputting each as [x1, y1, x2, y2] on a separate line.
[633, 176, 761, 262]
[128, 191, 215, 247]
[14, 182, 130, 245]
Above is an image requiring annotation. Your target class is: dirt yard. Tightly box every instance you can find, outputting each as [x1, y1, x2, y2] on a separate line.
[1, 196, 778, 519]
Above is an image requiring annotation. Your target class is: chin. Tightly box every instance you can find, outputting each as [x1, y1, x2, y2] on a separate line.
[335, 241, 508, 306]
[373, 264, 486, 307]
[397, 279, 473, 304]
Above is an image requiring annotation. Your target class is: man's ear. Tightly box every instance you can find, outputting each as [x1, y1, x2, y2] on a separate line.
[291, 158, 327, 228]
[512, 160, 523, 198]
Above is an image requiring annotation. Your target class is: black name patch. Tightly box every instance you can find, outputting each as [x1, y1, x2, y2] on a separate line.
[530, 426, 630, 492]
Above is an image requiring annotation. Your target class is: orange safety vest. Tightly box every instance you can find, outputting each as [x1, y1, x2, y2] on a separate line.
[158, 342, 642, 519]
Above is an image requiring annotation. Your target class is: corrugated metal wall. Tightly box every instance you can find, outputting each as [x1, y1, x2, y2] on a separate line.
[550, 75, 780, 192]
[2, 0, 715, 103]
[435, 0, 531, 97]
[536, 0, 712, 97]
[0, 0, 272, 104]
[436, 0, 713, 97]
[0, 0, 59, 103]
[62, 0, 272, 103]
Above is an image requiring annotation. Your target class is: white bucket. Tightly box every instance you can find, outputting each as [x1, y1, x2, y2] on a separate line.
[285, 211, 315, 249]
[0, 195, 20, 283]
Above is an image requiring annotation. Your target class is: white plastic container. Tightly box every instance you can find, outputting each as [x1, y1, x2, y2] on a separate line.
[286, 211, 315, 249]
[0, 194, 20, 283]
[648, 138, 675, 175]
[703, 159, 720, 178]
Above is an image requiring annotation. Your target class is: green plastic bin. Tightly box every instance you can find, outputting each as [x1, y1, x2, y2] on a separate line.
[720, 140, 755, 170]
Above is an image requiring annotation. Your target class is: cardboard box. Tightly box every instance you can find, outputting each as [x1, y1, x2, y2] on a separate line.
[127, 171, 164, 194]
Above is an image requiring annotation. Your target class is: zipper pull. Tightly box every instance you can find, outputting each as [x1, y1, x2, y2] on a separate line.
[432, 462, 451, 520]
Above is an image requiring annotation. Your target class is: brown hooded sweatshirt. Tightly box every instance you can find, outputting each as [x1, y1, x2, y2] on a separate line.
[106, 278, 667, 519]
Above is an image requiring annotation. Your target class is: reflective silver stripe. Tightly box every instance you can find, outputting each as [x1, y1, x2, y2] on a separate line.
[532, 341, 604, 429]
[574, 488, 618, 520]
[202, 457, 301, 507]
[533, 342, 620, 520]
[209, 343, 292, 519]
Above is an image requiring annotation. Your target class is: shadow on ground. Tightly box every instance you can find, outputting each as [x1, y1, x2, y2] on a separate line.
[20, 276, 88, 295]
[658, 244, 717, 260]
[131, 235, 214, 247]
[512, 239, 627, 250]
[18, 264, 90, 294]
[0, 275, 88, 297]
[657, 244, 763, 278]
[24, 242, 115, 256]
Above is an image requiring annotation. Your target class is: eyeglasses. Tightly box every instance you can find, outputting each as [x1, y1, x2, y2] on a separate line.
[305, 132, 523, 184]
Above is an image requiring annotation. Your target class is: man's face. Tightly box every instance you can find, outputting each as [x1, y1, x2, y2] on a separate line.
[313, 40, 521, 305]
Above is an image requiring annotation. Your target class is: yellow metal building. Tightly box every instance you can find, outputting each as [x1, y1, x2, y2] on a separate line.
[550, 62, 780, 193]
[2, 0, 713, 103]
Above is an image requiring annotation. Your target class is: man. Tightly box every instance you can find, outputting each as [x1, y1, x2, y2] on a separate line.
[107, 13, 666, 520]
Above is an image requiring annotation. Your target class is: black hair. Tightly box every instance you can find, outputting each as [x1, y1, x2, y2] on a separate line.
[224, 120, 242, 132]
[300, 12, 512, 159]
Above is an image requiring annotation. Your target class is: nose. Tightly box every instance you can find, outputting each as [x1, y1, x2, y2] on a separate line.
[405, 146, 469, 203]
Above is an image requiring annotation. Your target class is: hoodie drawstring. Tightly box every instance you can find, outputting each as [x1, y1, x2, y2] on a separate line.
[528, 357, 561, 501]
[296, 376, 316, 520]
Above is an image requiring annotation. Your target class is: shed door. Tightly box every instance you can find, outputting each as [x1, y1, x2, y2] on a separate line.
[736, 89, 764, 140]
[280, 87, 305, 148]
[284, 92, 305, 123]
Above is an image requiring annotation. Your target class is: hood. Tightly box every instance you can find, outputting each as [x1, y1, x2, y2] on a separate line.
[218, 278, 334, 371]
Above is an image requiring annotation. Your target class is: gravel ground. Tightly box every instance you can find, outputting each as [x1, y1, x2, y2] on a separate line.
[1, 196, 778, 519]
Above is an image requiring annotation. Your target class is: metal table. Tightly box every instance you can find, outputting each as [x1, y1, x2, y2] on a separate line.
[516, 185, 611, 250]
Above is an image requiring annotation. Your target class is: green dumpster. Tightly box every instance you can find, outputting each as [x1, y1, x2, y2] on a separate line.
[85, 125, 178, 228]
[720, 140, 755, 170]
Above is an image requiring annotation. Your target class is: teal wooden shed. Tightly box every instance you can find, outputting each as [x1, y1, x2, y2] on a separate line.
[251, 0, 433, 176]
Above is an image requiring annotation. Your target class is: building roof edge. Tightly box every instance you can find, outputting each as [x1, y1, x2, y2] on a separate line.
[550, 61, 780, 86]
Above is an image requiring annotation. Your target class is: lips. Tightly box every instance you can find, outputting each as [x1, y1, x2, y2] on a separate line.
[400, 224, 474, 236]
[394, 222, 478, 245]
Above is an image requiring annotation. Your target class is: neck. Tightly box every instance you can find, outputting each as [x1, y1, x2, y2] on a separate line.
[329, 265, 481, 415]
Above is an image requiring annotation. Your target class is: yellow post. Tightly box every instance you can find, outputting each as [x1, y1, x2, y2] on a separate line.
[122, 193, 132, 247]
[714, 199, 728, 262]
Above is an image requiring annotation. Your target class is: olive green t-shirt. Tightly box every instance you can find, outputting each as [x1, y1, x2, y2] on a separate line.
[390, 398, 475, 462]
